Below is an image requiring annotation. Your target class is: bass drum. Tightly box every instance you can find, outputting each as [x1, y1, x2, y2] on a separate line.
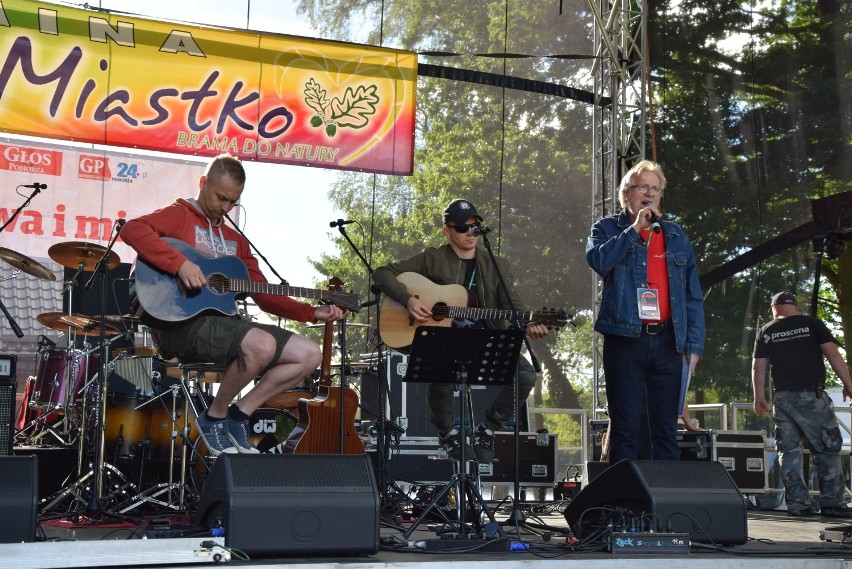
[249, 408, 298, 453]
[103, 393, 152, 464]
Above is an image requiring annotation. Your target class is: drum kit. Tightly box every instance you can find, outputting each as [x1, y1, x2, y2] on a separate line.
[5, 241, 217, 516]
[3, 241, 378, 517]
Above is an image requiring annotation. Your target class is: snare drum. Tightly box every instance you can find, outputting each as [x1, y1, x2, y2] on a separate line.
[249, 408, 298, 453]
[30, 347, 97, 409]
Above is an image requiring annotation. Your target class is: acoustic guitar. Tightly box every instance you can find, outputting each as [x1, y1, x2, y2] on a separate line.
[134, 237, 361, 322]
[378, 272, 571, 349]
[283, 278, 364, 454]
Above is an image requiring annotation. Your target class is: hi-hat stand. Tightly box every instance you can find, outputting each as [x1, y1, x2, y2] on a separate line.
[400, 326, 524, 542]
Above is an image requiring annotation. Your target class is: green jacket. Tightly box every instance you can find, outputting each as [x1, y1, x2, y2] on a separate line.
[372, 243, 526, 329]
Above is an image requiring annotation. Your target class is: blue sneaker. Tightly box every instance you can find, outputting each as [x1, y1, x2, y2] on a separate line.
[195, 414, 238, 456]
[226, 417, 259, 454]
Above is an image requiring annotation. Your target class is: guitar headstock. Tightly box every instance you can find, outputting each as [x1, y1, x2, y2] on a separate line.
[323, 276, 361, 312]
[532, 308, 574, 329]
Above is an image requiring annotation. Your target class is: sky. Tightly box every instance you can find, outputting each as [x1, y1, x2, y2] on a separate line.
[82, 0, 346, 290]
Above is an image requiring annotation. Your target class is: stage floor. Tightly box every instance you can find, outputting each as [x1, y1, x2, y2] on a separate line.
[7, 501, 852, 569]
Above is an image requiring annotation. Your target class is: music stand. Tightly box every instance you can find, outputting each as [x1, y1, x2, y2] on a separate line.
[401, 326, 524, 541]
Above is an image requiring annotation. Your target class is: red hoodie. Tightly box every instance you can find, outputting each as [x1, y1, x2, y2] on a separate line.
[122, 198, 317, 323]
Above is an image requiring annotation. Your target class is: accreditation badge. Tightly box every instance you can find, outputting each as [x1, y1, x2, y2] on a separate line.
[637, 288, 661, 320]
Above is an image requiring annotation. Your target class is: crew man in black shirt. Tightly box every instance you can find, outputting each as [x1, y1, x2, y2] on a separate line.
[752, 291, 852, 517]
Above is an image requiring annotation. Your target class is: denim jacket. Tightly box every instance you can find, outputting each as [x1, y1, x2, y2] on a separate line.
[585, 209, 705, 356]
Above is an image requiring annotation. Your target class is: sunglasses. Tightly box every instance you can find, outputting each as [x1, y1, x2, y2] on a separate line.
[448, 223, 478, 233]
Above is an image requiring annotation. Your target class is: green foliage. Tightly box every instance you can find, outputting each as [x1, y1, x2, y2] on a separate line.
[294, 0, 850, 422]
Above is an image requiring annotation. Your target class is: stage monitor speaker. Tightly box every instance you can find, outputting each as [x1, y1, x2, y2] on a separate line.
[0, 382, 15, 455]
[564, 459, 747, 545]
[0, 455, 38, 543]
[195, 454, 379, 556]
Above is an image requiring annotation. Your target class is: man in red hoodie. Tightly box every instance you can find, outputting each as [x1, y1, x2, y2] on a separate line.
[122, 153, 346, 456]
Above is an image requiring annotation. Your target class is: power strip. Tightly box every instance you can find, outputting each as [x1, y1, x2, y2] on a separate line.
[609, 532, 690, 555]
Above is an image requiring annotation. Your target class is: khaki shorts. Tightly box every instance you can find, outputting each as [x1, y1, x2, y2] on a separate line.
[155, 315, 293, 373]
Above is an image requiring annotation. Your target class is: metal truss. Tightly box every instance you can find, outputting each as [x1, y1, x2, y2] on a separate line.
[589, 0, 649, 423]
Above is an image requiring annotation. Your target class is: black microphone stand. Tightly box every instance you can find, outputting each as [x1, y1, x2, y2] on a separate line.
[0, 184, 42, 233]
[477, 226, 540, 527]
[81, 221, 124, 516]
[0, 185, 43, 337]
[333, 221, 396, 507]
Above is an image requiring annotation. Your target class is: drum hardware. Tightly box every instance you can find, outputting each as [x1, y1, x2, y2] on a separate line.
[117, 371, 207, 514]
[41, 237, 128, 517]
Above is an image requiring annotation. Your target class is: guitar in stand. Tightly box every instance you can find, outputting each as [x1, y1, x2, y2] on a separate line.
[133, 237, 361, 321]
[378, 272, 569, 349]
[400, 326, 524, 545]
[283, 279, 364, 455]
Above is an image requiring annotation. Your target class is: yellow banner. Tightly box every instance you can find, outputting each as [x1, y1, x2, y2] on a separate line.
[0, 1, 417, 174]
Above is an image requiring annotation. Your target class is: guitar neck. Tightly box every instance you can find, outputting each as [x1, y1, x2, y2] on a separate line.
[444, 306, 531, 323]
[226, 278, 332, 302]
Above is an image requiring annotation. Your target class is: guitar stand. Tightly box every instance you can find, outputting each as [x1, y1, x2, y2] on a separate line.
[400, 326, 524, 542]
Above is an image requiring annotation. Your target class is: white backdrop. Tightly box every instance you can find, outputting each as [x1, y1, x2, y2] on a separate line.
[0, 137, 207, 265]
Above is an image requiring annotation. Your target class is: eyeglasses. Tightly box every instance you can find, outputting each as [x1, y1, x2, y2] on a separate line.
[447, 223, 477, 233]
[630, 184, 663, 196]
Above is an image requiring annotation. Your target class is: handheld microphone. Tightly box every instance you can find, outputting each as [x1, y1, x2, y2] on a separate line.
[472, 224, 492, 236]
[330, 219, 355, 228]
[649, 212, 661, 234]
[22, 182, 47, 190]
[116, 218, 126, 228]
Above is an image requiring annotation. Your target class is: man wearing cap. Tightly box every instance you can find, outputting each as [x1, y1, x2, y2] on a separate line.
[373, 199, 549, 463]
[585, 160, 705, 463]
[752, 291, 852, 517]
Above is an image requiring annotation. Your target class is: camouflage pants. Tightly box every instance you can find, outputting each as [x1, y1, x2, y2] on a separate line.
[773, 389, 845, 512]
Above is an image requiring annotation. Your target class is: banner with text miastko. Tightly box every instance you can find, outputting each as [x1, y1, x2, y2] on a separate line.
[0, 1, 416, 175]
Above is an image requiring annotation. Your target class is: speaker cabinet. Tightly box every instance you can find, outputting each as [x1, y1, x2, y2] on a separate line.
[0, 382, 15, 455]
[0, 455, 38, 543]
[195, 454, 379, 556]
[564, 459, 747, 545]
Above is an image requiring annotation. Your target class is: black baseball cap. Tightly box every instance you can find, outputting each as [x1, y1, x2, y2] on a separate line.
[443, 199, 482, 226]
[770, 291, 797, 307]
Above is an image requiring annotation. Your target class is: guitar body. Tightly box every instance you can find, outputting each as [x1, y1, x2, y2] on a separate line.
[379, 272, 468, 349]
[282, 387, 364, 454]
[134, 237, 360, 321]
[281, 292, 364, 455]
[134, 238, 248, 321]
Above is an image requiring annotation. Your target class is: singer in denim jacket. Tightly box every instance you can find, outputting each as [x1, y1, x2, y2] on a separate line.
[585, 160, 705, 462]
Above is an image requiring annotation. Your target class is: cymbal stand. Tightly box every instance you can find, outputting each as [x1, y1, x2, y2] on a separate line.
[39, 343, 140, 517]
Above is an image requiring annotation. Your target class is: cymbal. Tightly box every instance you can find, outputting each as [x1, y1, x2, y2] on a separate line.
[307, 322, 370, 329]
[37, 312, 120, 336]
[0, 247, 55, 280]
[48, 241, 120, 271]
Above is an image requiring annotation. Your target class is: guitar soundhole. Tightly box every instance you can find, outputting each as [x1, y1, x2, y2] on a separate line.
[431, 302, 448, 322]
[208, 274, 229, 295]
